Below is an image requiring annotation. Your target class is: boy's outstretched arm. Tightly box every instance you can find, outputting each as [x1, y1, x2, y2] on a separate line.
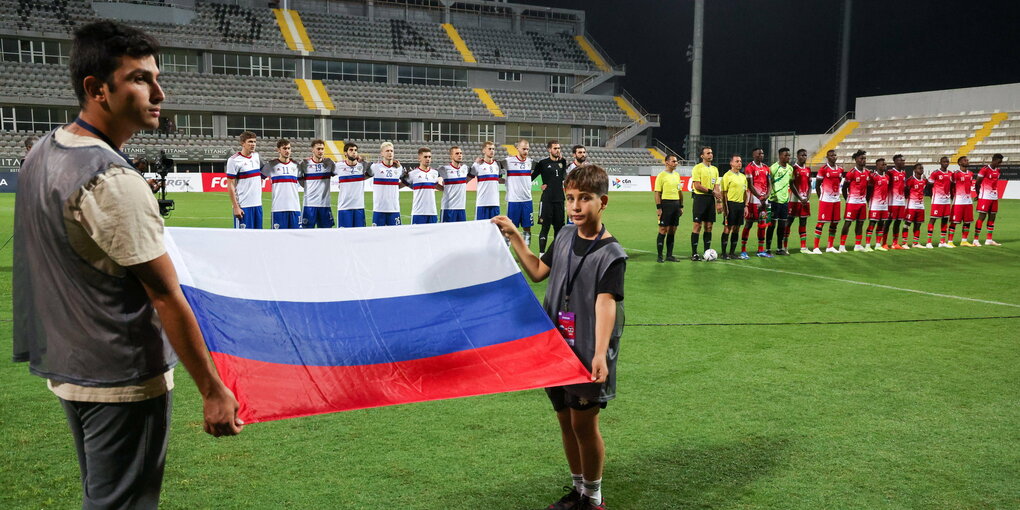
[490, 216, 549, 282]
[591, 293, 616, 383]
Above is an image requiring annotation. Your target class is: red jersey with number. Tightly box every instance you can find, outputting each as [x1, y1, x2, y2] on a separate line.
[888, 169, 907, 206]
[928, 169, 953, 205]
[745, 161, 771, 204]
[952, 170, 974, 205]
[869, 172, 890, 210]
[845, 167, 869, 204]
[907, 176, 926, 209]
[977, 165, 1001, 200]
[817, 163, 842, 203]
[792, 164, 811, 197]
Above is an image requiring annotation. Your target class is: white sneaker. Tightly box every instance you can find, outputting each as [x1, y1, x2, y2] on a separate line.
[801, 248, 812, 254]
[838, 246, 848, 253]
[862, 245, 874, 252]
[971, 240, 981, 247]
[854, 245, 866, 252]
[925, 243, 934, 249]
[524, 234, 531, 245]
[826, 247, 838, 254]
[810, 248, 823, 254]
[911, 243, 923, 249]
[985, 239, 1001, 246]
[938, 242, 947, 248]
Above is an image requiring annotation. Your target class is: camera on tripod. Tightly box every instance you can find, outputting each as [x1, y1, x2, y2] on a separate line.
[150, 150, 175, 217]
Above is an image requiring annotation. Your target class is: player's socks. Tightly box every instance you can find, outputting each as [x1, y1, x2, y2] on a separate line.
[524, 233, 531, 245]
[975, 219, 983, 239]
[656, 233, 665, 257]
[926, 223, 935, 243]
[962, 223, 970, 240]
[741, 226, 751, 251]
[539, 234, 548, 253]
[799, 224, 808, 248]
[582, 478, 603, 506]
[665, 233, 675, 257]
[840, 234, 848, 246]
[703, 231, 712, 252]
[855, 234, 862, 246]
[948, 224, 956, 243]
[765, 224, 776, 251]
[730, 235, 738, 256]
[939, 222, 947, 244]
[987, 220, 995, 240]
[865, 224, 874, 245]
[721, 232, 729, 255]
[691, 233, 699, 255]
[572, 473, 584, 493]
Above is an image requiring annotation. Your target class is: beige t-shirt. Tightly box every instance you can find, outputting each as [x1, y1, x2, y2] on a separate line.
[47, 127, 174, 403]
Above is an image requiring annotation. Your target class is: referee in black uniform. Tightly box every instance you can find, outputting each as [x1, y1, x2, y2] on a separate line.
[532, 139, 568, 254]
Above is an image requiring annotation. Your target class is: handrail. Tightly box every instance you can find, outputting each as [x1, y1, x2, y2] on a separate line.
[826, 111, 856, 134]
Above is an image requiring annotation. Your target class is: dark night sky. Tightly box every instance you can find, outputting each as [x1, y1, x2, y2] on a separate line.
[528, 0, 1020, 147]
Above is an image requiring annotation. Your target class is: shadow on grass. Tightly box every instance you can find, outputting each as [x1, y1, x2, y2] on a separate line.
[0, 266, 10, 273]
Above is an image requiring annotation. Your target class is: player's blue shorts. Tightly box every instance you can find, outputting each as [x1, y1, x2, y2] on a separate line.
[412, 214, 438, 225]
[336, 208, 366, 228]
[442, 209, 466, 223]
[301, 206, 334, 228]
[475, 206, 500, 221]
[272, 211, 301, 229]
[507, 201, 533, 228]
[234, 206, 263, 229]
[372, 211, 401, 226]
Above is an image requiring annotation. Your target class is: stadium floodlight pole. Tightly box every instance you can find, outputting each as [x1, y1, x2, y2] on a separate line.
[837, 0, 852, 118]
[689, 0, 704, 161]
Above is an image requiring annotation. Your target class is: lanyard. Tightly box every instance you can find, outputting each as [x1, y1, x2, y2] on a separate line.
[73, 117, 136, 168]
[564, 225, 606, 308]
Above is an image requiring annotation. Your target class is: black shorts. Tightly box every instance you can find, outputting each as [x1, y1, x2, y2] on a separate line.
[658, 199, 681, 227]
[772, 202, 790, 221]
[691, 193, 716, 223]
[546, 386, 607, 412]
[539, 200, 565, 226]
[725, 201, 745, 227]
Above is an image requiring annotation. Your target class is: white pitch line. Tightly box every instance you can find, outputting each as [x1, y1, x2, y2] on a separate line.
[720, 262, 1020, 309]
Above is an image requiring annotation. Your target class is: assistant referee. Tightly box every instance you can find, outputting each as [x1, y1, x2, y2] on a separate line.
[653, 154, 683, 262]
[690, 146, 722, 261]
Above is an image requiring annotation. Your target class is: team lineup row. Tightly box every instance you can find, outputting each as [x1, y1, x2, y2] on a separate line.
[652, 147, 1006, 261]
[224, 132, 589, 252]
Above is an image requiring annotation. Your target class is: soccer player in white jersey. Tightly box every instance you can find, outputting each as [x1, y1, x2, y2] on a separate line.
[471, 140, 504, 220]
[438, 146, 471, 222]
[402, 147, 442, 224]
[566, 144, 587, 173]
[298, 139, 336, 228]
[263, 138, 301, 229]
[226, 130, 263, 228]
[333, 142, 372, 228]
[370, 141, 403, 226]
[505, 138, 534, 244]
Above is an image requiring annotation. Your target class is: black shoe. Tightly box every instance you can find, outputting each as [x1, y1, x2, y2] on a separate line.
[657, 255, 664, 263]
[665, 256, 679, 262]
[545, 486, 582, 510]
[766, 249, 773, 255]
[691, 253, 702, 261]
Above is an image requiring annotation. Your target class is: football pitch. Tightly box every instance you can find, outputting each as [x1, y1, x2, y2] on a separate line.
[1, 192, 1018, 509]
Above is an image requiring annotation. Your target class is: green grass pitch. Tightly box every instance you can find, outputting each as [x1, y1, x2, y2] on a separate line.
[1, 191, 1018, 509]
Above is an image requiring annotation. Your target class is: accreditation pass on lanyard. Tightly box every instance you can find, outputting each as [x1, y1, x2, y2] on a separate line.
[557, 225, 606, 346]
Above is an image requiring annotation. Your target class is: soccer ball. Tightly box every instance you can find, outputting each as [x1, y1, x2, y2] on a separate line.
[703, 249, 718, 261]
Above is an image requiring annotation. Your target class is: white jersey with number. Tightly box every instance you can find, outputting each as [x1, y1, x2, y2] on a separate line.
[226, 151, 263, 208]
[438, 163, 470, 211]
[264, 158, 301, 212]
[335, 159, 371, 211]
[371, 161, 402, 213]
[299, 158, 335, 208]
[505, 156, 533, 203]
[406, 167, 440, 216]
[471, 160, 502, 208]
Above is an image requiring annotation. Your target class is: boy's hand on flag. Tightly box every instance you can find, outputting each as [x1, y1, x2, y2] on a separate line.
[203, 385, 244, 437]
[590, 356, 608, 383]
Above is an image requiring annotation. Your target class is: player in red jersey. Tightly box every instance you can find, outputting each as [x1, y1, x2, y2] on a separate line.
[839, 150, 871, 252]
[864, 158, 892, 251]
[740, 148, 772, 257]
[950, 156, 976, 246]
[786, 148, 812, 253]
[972, 153, 1003, 246]
[811, 149, 843, 254]
[887, 154, 909, 249]
[925, 156, 954, 248]
[905, 164, 928, 247]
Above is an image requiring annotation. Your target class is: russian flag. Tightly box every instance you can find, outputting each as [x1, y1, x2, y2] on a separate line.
[164, 222, 591, 423]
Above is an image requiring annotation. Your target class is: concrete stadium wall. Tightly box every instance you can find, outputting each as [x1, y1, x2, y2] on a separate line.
[855, 83, 1020, 120]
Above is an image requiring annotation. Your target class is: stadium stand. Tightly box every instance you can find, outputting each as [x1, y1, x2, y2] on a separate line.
[0, 0, 664, 171]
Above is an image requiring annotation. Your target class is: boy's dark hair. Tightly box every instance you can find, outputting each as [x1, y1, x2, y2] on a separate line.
[343, 141, 357, 151]
[852, 150, 867, 159]
[778, 147, 790, 155]
[665, 154, 678, 163]
[826, 149, 836, 156]
[957, 155, 967, 164]
[914, 163, 924, 170]
[572, 144, 585, 154]
[70, 21, 160, 107]
[797, 148, 807, 155]
[546, 139, 559, 149]
[893, 154, 904, 161]
[311, 139, 325, 147]
[418, 147, 431, 156]
[876, 157, 886, 163]
[992, 153, 1003, 160]
[700, 146, 712, 156]
[940, 156, 949, 162]
[239, 131, 256, 143]
[277, 138, 290, 149]
[731, 153, 741, 161]
[563, 164, 608, 196]
[753, 147, 764, 154]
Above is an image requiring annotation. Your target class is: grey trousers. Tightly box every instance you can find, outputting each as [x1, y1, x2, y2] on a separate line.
[60, 392, 172, 510]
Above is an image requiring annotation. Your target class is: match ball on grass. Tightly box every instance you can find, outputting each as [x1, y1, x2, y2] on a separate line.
[703, 248, 718, 261]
